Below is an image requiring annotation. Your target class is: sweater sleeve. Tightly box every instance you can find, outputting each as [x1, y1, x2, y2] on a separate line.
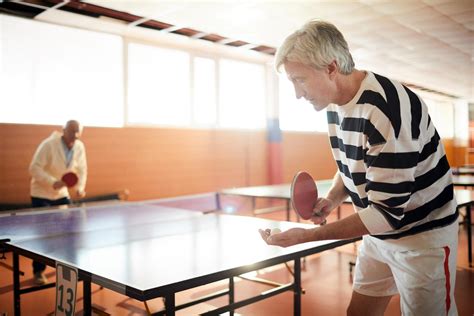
[357, 131, 421, 234]
[29, 141, 57, 186]
[75, 142, 88, 193]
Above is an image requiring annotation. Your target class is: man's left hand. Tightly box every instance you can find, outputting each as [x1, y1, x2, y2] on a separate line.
[258, 227, 311, 248]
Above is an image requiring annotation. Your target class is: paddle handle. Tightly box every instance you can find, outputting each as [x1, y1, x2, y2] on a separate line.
[313, 211, 327, 226]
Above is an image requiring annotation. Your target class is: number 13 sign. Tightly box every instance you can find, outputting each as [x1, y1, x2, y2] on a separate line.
[55, 262, 78, 316]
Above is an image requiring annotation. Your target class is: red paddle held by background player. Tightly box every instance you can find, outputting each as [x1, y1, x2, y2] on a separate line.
[61, 172, 78, 188]
[290, 171, 327, 225]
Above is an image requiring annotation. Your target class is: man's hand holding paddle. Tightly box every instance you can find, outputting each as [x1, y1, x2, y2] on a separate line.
[52, 172, 85, 198]
[259, 171, 336, 247]
[310, 196, 334, 225]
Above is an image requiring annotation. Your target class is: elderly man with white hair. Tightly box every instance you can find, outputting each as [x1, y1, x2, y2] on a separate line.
[259, 20, 458, 316]
[29, 119, 87, 284]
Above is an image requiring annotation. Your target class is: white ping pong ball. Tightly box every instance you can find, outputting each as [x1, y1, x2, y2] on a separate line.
[270, 228, 282, 235]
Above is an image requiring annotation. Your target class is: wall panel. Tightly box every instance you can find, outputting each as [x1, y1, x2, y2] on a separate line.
[281, 132, 337, 182]
[0, 124, 462, 204]
[0, 124, 269, 203]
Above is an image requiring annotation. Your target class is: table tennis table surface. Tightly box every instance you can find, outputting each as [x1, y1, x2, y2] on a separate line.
[218, 179, 350, 222]
[453, 175, 474, 187]
[219, 179, 334, 200]
[0, 201, 354, 305]
[220, 182, 473, 268]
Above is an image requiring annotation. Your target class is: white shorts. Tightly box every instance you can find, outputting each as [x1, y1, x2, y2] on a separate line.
[353, 235, 458, 316]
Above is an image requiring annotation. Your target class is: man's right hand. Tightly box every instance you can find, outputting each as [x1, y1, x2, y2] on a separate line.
[311, 197, 334, 225]
[52, 180, 66, 190]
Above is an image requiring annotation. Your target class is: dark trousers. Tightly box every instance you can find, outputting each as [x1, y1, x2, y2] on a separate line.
[31, 196, 71, 274]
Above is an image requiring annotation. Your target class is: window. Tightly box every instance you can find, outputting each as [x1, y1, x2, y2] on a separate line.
[0, 15, 123, 127]
[127, 42, 191, 126]
[278, 75, 328, 132]
[428, 100, 454, 139]
[193, 57, 217, 126]
[218, 59, 266, 129]
[1, 15, 271, 130]
[453, 99, 469, 146]
[415, 90, 454, 139]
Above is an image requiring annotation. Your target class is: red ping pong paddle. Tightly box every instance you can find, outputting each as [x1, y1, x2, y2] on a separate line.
[61, 172, 78, 188]
[290, 171, 326, 224]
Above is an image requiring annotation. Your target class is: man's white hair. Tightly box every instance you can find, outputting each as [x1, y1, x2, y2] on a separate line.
[275, 20, 355, 75]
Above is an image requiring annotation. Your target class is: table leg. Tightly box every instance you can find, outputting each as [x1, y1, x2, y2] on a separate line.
[164, 293, 175, 316]
[293, 258, 301, 316]
[83, 277, 91, 316]
[467, 205, 472, 267]
[229, 277, 234, 316]
[286, 200, 291, 221]
[13, 253, 20, 316]
[215, 193, 221, 211]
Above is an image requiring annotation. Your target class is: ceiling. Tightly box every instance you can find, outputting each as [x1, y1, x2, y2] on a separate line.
[2, 0, 474, 101]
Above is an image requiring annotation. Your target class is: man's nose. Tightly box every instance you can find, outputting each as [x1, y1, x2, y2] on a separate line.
[294, 85, 305, 99]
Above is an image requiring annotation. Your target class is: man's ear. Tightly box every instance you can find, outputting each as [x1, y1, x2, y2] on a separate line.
[327, 60, 338, 78]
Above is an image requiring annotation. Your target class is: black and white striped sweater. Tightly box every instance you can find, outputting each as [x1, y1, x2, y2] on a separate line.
[327, 71, 458, 243]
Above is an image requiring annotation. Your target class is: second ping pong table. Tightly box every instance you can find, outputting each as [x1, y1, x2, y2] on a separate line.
[0, 200, 357, 316]
[455, 189, 474, 267]
[452, 166, 474, 176]
[218, 180, 351, 221]
[453, 175, 474, 188]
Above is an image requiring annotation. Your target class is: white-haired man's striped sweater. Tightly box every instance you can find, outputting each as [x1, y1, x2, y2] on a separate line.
[327, 71, 458, 250]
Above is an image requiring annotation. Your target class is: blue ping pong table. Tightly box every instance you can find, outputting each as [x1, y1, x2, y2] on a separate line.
[0, 200, 356, 315]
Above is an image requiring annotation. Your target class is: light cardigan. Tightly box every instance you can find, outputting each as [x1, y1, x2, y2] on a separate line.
[29, 131, 87, 200]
